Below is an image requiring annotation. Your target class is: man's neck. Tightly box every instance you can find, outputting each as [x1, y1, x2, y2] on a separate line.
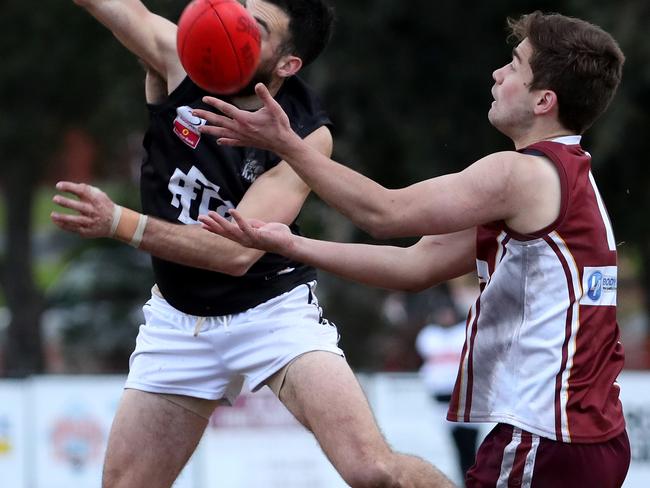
[511, 123, 576, 150]
[231, 77, 285, 110]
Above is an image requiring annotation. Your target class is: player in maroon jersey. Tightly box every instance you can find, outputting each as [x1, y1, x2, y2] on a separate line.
[197, 11, 630, 487]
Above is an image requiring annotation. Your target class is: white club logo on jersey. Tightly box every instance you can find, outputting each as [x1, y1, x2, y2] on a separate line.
[580, 266, 617, 306]
[241, 148, 266, 183]
[241, 158, 265, 183]
[168, 166, 234, 224]
[173, 106, 206, 149]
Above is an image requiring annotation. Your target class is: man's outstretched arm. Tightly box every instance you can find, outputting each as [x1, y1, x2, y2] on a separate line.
[194, 84, 520, 240]
[72, 0, 185, 89]
[51, 126, 332, 276]
[198, 209, 476, 291]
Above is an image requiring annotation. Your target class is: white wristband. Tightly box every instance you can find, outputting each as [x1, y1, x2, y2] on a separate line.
[109, 205, 122, 237]
[130, 214, 148, 248]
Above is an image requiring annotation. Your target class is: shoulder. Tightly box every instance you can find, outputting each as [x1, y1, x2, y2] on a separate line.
[472, 150, 558, 193]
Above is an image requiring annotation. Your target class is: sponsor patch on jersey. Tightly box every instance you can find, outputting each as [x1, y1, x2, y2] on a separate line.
[580, 266, 617, 306]
[173, 106, 206, 149]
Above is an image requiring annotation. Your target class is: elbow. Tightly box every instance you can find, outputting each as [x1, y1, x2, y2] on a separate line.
[398, 269, 442, 293]
[401, 280, 434, 293]
[365, 226, 392, 241]
[357, 206, 405, 240]
[362, 190, 408, 239]
[217, 254, 256, 277]
[354, 210, 392, 240]
[362, 218, 401, 240]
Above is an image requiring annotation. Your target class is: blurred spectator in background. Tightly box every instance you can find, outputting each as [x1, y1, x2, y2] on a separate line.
[416, 302, 479, 486]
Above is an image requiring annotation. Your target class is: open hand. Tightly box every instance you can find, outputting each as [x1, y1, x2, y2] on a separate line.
[192, 83, 299, 154]
[198, 209, 295, 255]
[50, 181, 116, 238]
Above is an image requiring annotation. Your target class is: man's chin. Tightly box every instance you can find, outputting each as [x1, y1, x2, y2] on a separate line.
[487, 110, 498, 127]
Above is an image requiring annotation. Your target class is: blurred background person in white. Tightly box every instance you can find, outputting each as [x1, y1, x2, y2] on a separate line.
[416, 288, 480, 486]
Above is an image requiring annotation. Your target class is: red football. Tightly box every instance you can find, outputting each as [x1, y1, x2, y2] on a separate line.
[177, 0, 261, 94]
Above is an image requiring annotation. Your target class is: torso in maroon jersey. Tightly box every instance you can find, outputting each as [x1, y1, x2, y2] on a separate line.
[448, 138, 625, 443]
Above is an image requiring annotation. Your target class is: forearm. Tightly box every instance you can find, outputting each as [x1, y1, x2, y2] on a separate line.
[137, 217, 263, 275]
[108, 205, 262, 274]
[275, 229, 476, 292]
[282, 237, 425, 292]
[277, 135, 399, 239]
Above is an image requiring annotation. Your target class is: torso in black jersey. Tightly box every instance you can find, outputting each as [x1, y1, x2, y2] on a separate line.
[140, 75, 331, 316]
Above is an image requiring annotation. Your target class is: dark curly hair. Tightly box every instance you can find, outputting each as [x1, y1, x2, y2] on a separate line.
[508, 11, 625, 133]
[266, 0, 335, 67]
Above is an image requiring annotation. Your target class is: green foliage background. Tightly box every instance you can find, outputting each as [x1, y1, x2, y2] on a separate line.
[0, 0, 647, 374]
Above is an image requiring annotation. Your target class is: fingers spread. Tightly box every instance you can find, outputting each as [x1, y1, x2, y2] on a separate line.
[50, 212, 94, 233]
[55, 181, 85, 197]
[52, 195, 91, 214]
[228, 209, 248, 228]
[198, 125, 239, 140]
[202, 96, 240, 119]
[255, 83, 284, 117]
[197, 215, 222, 233]
[255, 83, 272, 103]
[192, 109, 235, 130]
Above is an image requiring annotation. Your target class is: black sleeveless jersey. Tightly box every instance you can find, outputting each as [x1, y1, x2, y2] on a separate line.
[140, 76, 331, 316]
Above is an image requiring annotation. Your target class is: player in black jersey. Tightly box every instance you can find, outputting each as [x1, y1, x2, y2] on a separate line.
[52, 1, 453, 487]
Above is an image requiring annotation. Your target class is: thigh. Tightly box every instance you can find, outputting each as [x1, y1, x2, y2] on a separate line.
[277, 351, 392, 471]
[102, 389, 210, 488]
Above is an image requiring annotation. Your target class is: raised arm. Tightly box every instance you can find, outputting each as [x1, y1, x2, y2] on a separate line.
[195, 84, 560, 240]
[73, 0, 185, 89]
[199, 209, 476, 291]
[51, 126, 332, 276]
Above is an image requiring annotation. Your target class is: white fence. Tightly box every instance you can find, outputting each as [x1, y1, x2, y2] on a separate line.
[1, 372, 648, 487]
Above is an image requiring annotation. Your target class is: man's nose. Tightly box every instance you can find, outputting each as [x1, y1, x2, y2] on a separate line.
[492, 66, 503, 83]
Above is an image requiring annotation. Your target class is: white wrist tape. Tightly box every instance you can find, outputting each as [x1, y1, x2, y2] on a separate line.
[111, 205, 148, 249]
[130, 214, 148, 248]
[109, 205, 122, 237]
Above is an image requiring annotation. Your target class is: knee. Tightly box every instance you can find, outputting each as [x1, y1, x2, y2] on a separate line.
[344, 459, 401, 488]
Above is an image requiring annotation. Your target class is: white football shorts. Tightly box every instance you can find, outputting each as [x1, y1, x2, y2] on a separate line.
[125, 281, 343, 405]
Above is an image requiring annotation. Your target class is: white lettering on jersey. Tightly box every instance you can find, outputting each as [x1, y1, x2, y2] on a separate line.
[169, 166, 235, 224]
[579, 266, 617, 306]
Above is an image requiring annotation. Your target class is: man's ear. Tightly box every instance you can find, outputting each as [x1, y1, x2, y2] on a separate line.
[275, 55, 303, 78]
[534, 89, 558, 116]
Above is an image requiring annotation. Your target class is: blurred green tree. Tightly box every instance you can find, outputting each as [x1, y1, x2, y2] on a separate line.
[0, 0, 647, 374]
[0, 0, 177, 375]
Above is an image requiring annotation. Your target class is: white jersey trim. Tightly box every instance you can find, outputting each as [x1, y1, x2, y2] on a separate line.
[457, 301, 477, 419]
[548, 231, 583, 442]
[588, 171, 617, 251]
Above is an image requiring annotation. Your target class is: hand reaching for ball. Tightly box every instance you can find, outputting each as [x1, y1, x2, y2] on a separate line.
[198, 208, 296, 256]
[193, 83, 302, 155]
